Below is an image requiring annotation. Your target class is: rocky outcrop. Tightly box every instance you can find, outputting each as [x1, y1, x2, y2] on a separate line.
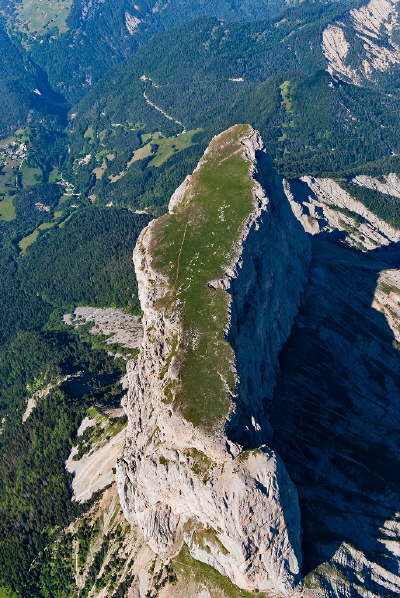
[64, 306, 143, 356]
[322, 0, 400, 86]
[351, 172, 400, 199]
[284, 176, 400, 250]
[117, 125, 310, 594]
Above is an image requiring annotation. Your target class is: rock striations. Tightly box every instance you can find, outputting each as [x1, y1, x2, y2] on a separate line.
[322, 0, 400, 87]
[117, 125, 310, 594]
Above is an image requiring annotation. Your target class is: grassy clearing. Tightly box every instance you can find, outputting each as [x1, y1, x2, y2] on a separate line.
[0, 587, 17, 598]
[128, 144, 154, 166]
[21, 165, 42, 187]
[280, 80, 295, 114]
[48, 166, 60, 182]
[19, 217, 62, 253]
[172, 546, 269, 597]
[149, 129, 202, 167]
[280, 80, 296, 131]
[0, 197, 15, 221]
[93, 161, 107, 180]
[84, 126, 96, 142]
[141, 131, 163, 144]
[15, 0, 73, 36]
[152, 124, 254, 429]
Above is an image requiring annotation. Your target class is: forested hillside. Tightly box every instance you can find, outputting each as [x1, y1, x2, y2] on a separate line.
[2, 0, 297, 102]
[64, 6, 400, 213]
[0, 19, 67, 136]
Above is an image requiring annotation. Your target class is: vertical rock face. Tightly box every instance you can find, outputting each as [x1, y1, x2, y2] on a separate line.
[117, 125, 310, 594]
[277, 176, 400, 598]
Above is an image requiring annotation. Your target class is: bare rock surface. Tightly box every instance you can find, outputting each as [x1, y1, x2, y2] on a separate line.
[322, 0, 400, 85]
[284, 176, 400, 251]
[351, 173, 400, 199]
[67, 428, 126, 503]
[64, 306, 143, 351]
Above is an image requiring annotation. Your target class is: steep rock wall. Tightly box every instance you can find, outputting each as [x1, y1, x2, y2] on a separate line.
[276, 174, 400, 597]
[117, 126, 310, 594]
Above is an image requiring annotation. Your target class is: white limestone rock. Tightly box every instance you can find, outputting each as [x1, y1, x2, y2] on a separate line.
[322, 0, 400, 85]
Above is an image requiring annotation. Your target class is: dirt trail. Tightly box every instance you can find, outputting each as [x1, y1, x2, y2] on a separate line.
[141, 75, 186, 133]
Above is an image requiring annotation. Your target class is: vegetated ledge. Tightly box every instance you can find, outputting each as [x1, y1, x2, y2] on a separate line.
[145, 123, 263, 430]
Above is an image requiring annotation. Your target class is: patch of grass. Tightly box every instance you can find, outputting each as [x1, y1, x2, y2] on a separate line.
[184, 448, 213, 482]
[19, 219, 59, 253]
[93, 161, 107, 180]
[237, 448, 263, 462]
[0, 587, 17, 598]
[193, 528, 229, 556]
[280, 80, 295, 115]
[379, 282, 400, 295]
[84, 126, 96, 143]
[152, 124, 255, 430]
[0, 197, 15, 221]
[48, 166, 60, 183]
[172, 546, 269, 597]
[19, 228, 40, 253]
[304, 563, 348, 589]
[141, 131, 164, 144]
[15, 0, 73, 36]
[149, 129, 202, 167]
[21, 165, 42, 187]
[127, 143, 154, 167]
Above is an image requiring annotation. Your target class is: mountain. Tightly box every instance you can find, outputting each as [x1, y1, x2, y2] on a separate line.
[0, 1, 399, 597]
[117, 125, 308, 594]
[22, 124, 398, 598]
[2, 0, 299, 102]
[64, 2, 400, 214]
[0, 19, 66, 135]
[323, 0, 400, 87]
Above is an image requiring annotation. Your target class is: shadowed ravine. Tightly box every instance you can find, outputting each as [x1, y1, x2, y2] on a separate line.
[271, 236, 400, 595]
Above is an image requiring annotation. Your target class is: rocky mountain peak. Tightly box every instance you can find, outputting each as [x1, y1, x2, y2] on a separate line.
[117, 125, 311, 594]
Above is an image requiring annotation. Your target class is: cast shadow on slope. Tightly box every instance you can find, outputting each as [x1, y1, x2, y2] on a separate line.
[271, 232, 400, 595]
[225, 150, 311, 449]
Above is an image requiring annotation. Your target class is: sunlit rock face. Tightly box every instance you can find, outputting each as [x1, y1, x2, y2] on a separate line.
[322, 0, 400, 87]
[117, 126, 310, 595]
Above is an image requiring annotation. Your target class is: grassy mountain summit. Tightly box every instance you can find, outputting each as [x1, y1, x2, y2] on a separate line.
[151, 124, 256, 428]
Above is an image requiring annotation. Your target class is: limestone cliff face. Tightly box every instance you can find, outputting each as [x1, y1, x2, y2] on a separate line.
[117, 126, 310, 594]
[279, 174, 400, 598]
[322, 0, 400, 86]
